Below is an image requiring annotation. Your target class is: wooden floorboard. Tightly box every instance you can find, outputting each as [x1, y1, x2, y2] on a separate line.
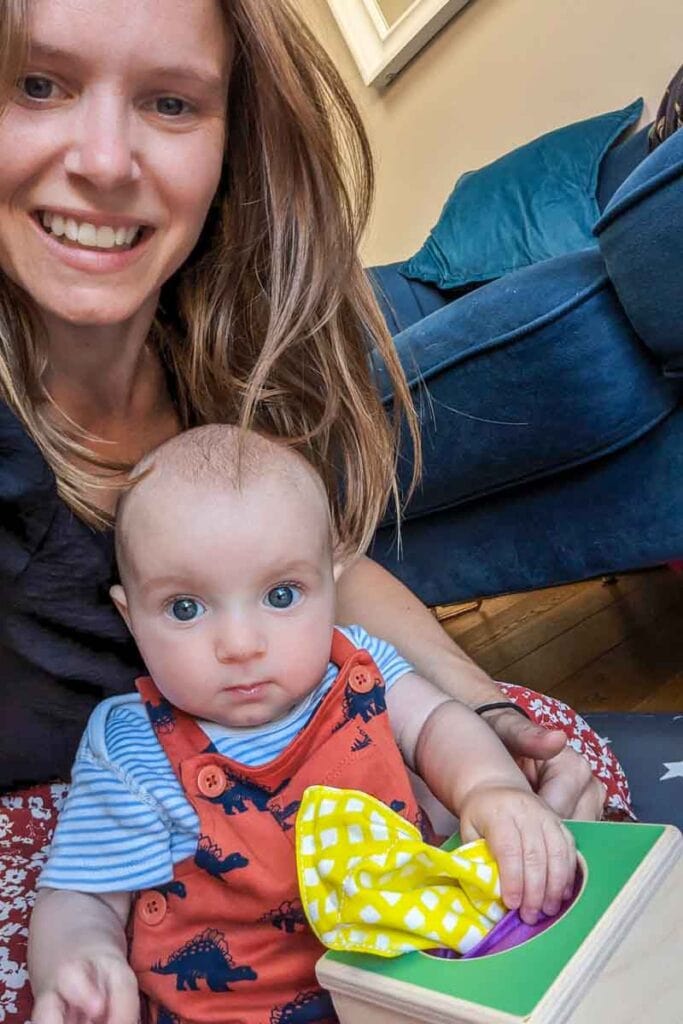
[440, 567, 683, 712]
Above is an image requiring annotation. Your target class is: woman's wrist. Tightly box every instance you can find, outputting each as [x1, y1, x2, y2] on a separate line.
[474, 700, 530, 721]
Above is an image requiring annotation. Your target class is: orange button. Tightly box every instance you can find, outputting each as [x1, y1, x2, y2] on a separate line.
[348, 666, 376, 693]
[197, 764, 227, 797]
[137, 890, 167, 926]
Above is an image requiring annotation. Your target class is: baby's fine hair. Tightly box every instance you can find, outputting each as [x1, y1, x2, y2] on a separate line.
[115, 425, 330, 579]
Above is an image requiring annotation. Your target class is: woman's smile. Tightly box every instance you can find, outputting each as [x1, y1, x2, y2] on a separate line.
[29, 207, 155, 274]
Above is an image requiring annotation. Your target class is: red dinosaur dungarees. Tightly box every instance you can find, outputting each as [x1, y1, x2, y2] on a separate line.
[130, 628, 427, 1024]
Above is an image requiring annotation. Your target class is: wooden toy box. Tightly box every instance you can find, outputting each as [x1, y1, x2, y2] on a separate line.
[317, 821, 682, 1024]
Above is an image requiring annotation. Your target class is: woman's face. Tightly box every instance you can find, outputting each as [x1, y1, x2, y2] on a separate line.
[0, 0, 231, 328]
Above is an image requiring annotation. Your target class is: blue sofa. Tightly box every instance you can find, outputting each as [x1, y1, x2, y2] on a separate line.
[369, 126, 683, 606]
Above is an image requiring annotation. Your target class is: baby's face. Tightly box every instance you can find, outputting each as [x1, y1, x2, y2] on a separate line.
[114, 471, 337, 728]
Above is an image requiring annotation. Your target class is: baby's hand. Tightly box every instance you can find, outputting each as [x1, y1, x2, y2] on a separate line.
[459, 784, 577, 924]
[31, 954, 139, 1024]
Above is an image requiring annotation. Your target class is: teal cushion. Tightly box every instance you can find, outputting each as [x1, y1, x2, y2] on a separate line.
[400, 99, 643, 290]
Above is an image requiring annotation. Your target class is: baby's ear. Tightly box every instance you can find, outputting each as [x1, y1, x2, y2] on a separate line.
[109, 584, 131, 628]
[332, 544, 355, 583]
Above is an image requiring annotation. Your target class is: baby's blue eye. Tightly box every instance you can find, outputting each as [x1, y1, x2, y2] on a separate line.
[21, 76, 56, 100]
[169, 598, 205, 622]
[265, 585, 300, 609]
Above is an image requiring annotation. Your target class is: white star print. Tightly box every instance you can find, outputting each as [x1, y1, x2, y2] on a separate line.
[659, 761, 683, 781]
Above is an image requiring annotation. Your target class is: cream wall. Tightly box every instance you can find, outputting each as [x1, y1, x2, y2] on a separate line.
[298, 0, 682, 266]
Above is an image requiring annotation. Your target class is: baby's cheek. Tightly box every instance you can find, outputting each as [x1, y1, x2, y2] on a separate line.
[280, 640, 332, 697]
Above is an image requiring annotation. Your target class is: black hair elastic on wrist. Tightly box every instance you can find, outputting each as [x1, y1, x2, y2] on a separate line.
[474, 700, 531, 720]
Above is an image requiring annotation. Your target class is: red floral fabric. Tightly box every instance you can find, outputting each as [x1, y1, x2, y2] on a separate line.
[497, 684, 635, 822]
[0, 784, 67, 1023]
[0, 687, 633, 1022]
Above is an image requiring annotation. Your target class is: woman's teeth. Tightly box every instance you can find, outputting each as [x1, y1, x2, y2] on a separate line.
[39, 210, 141, 250]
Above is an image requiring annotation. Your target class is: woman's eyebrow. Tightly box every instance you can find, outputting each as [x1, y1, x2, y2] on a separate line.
[27, 41, 227, 94]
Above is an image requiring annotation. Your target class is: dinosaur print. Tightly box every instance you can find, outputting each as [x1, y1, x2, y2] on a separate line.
[144, 697, 176, 735]
[270, 989, 335, 1023]
[202, 772, 299, 830]
[260, 899, 307, 934]
[155, 880, 187, 901]
[156, 1007, 180, 1024]
[351, 727, 372, 752]
[194, 834, 249, 877]
[342, 678, 386, 723]
[151, 928, 257, 993]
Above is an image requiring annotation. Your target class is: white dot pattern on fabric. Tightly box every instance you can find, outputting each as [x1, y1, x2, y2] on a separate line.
[404, 907, 425, 930]
[420, 890, 439, 910]
[320, 828, 338, 849]
[360, 905, 381, 923]
[380, 891, 401, 906]
[296, 784, 504, 959]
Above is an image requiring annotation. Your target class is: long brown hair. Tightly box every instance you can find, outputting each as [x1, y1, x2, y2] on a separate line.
[0, 0, 421, 558]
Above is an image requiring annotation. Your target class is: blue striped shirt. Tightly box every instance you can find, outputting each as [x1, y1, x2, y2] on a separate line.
[39, 625, 412, 893]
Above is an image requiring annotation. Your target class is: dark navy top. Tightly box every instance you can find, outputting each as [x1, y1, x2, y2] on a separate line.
[0, 402, 144, 789]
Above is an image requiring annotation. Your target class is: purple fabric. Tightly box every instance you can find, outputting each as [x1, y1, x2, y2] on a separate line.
[462, 867, 583, 959]
[427, 866, 583, 960]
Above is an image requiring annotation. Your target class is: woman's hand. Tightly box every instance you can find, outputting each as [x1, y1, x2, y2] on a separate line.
[483, 709, 607, 820]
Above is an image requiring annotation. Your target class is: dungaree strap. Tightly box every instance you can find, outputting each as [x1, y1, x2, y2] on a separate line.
[135, 676, 214, 775]
[330, 627, 367, 670]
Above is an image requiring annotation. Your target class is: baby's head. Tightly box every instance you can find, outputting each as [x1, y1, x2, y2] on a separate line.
[111, 425, 339, 728]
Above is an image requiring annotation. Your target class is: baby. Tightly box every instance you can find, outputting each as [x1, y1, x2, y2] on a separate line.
[29, 425, 576, 1024]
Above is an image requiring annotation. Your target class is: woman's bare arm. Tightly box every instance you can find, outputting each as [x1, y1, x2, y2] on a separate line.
[336, 555, 605, 820]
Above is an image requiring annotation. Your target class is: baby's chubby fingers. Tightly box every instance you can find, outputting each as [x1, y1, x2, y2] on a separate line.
[29, 991, 69, 1024]
[101, 959, 140, 1024]
[477, 818, 524, 912]
[30, 961, 106, 1024]
[516, 821, 550, 925]
[55, 959, 107, 1021]
[31, 957, 139, 1024]
[541, 820, 577, 917]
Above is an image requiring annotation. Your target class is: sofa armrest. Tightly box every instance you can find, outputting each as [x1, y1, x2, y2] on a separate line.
[595, 128, 683, 375]
[367, 262, 464, 336]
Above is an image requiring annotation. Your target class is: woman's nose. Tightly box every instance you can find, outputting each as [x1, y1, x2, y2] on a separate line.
[63, 91, 142, 189]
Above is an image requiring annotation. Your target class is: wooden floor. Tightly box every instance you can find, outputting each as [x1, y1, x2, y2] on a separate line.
[439, 566, 683, 712]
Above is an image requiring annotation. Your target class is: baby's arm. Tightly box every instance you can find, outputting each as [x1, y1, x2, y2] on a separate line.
[387, 673, 576, 923]
[29, 888, 138, 1024]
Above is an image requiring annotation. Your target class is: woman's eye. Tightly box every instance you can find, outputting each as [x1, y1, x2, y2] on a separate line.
[168, 597, 206, 622]
[154, 96, 191, 117]
[19, 75, 61, 101]
[265, 585, 302, 610]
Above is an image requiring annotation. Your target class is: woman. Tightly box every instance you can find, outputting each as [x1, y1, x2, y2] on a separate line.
[0, 1, 627, 812]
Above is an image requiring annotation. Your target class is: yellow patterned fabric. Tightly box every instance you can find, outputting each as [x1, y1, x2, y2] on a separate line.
[296, 785, 506, 958]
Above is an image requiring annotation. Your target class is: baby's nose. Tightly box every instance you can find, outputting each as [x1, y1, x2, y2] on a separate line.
[214, 623, 266, 663]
